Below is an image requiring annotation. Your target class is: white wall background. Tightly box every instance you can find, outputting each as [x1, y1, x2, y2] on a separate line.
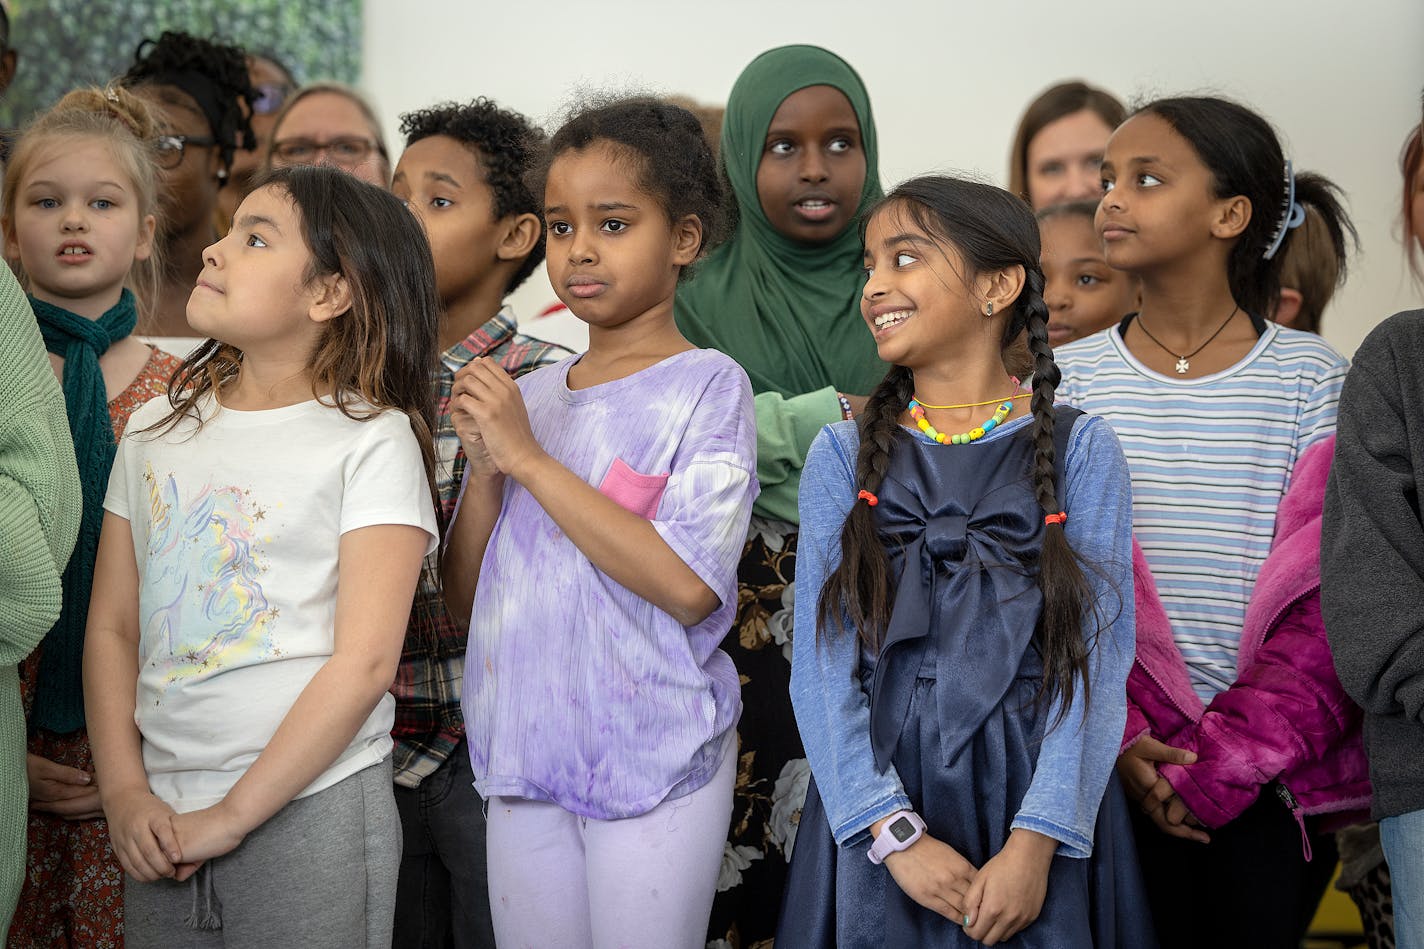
[362, 0, 1424, 358]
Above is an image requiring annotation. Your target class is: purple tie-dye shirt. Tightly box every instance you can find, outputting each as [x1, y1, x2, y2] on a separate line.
[461, 348, 757, 819]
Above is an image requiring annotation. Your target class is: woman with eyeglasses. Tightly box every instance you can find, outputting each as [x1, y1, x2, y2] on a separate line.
[265, 83, 391, 188]
[218, 52, 298, 227]
[120, 31, 254, 338]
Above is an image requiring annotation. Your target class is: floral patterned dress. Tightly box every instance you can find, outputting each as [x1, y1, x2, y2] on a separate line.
[707, 517, 811, 949]
[9, 346, 182, 949]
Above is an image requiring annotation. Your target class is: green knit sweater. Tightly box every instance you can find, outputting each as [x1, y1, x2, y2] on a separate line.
[0, 266, 80, 940]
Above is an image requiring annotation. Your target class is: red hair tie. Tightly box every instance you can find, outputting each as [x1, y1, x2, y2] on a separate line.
[857, 490, 879, 507]
[1044, 511, 1067, 526]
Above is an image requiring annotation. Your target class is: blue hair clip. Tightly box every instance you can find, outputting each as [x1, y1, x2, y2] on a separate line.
[1263, 160, 1306, 260]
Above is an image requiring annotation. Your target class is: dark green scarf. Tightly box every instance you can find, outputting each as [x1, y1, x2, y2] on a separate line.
[31, 289, 137, 734]
[675, 44, 887, 398]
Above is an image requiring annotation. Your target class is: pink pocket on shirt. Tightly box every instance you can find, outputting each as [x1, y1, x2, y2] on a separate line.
[598, 458, 669, 519]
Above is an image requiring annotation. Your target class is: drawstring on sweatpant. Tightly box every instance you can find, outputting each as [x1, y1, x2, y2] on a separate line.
[184, 862, 223, 931]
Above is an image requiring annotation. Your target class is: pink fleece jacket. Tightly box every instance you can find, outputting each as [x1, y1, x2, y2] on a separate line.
[1123, 436, 1370, 853]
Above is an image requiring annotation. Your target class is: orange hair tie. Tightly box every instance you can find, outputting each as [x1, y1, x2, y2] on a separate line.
[857, 490, 879, 507]
[1044, 512, 1067, 526]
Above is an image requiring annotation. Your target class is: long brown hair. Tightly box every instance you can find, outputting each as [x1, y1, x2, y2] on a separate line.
[1402, 123, 1423, 284]
[816, 175, 1099, 720]
[1008, 81, 1126, 203]
[152, 165, 440, 518]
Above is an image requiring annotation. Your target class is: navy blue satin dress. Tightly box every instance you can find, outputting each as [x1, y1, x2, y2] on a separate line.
[778, 415, 1155, 948]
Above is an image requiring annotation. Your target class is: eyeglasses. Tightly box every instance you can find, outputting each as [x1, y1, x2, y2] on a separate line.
[250, 82, 291, 117]
[155, 134, 218, 169]
[271, 137, 381, 166]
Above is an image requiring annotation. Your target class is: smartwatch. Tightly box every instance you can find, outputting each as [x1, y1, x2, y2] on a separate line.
[867, 810, 927, 864]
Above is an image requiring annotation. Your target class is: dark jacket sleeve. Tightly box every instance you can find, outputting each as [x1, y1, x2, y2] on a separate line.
[1322, 319, 1424, 722]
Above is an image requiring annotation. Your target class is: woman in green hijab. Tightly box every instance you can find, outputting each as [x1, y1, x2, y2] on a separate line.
[675, 44, 884, 946]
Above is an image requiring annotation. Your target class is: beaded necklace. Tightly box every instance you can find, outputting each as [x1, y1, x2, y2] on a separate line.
[908, 397, 1014, 445]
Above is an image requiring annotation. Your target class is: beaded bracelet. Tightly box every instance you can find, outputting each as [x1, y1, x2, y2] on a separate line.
[837, 393, 854, 420]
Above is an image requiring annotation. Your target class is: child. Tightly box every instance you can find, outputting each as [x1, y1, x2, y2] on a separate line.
[1403, 120, 1423, 285]
[84, 166, 440, 947]
[1037, 200, 1139, 346]
[672, 46, 888, 944]
[1324, 317, 1424, 949]
[1324, 114, 1424, 949]
[1053, 96, 1364, 949]
[1274, 206, 1344, 333]
[388, 97, 569, 949]
[3, 85, 184, 949]
[441, 97, 756, 948]
[121, 31, 254, 336]
[780, 175, 1145, 948]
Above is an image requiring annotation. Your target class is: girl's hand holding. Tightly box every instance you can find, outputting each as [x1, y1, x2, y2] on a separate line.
[449, 398, 500, 481]
[1146, 784, 1211, 844]
[961, 828, 1055, 946]
[103, 786, 181, 882]
[1116, 736, 1196, 803]
[449, 359, 543, 480]
[169, 801, 248, 881]
[27, 753, 104, 820]
[882, 833, 978, 923]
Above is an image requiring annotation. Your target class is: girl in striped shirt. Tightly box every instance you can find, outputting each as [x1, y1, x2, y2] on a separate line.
[1054, 95, 1358, 948]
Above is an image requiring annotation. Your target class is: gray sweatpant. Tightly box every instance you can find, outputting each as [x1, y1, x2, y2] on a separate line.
[125, 759, 400, 949]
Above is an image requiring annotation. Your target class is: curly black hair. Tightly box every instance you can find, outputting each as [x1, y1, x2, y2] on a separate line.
[122, 30, 255, 175]
[533, 96, 727, 273]
[400, 98, 547, 294]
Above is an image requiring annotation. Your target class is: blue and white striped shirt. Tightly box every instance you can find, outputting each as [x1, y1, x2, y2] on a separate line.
[1055, 322, 1346, 700]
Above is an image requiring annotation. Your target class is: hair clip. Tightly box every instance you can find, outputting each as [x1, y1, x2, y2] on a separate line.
[1044, 511, 1067, 526]
[104, 84, 120, 104]
[1263, 160, 1306, 261]
[857, 490, 879, 507]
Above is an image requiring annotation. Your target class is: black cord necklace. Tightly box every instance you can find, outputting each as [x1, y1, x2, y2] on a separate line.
[1135, 305, 1241, 374]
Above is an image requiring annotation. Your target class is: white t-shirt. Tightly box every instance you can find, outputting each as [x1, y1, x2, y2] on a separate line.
[104, 392, 438, 813]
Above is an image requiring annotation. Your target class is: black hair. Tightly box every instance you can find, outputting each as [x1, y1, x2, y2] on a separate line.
[156, 165, 439, 519]
[122, 30, 255, 175]
[1135, 96, 1355, 319]
[533, 95, 727, 271]
[818, 175, 1099, 723]
[400, 98, 548, 293]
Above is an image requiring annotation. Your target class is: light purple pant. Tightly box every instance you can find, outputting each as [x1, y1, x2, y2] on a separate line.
[485, 737, 735, 949]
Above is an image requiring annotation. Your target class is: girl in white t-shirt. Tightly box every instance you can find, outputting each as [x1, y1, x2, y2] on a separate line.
[84, 165, 440, 948]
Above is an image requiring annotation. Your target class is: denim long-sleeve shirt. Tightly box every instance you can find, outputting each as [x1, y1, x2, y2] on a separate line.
[790, 412, 1135, 856]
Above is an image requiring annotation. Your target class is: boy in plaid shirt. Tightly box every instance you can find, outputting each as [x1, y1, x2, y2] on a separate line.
[389, 98, 570, 949]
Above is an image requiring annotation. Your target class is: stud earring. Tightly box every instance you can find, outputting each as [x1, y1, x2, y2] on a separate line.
[985, 302, 994, 317]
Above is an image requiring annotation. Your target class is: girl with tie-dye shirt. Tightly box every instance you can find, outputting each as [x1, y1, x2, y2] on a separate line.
[441, 98, 756, 949]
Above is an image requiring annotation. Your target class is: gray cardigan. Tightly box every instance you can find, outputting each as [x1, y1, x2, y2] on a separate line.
[1323, 308, 1424, 819]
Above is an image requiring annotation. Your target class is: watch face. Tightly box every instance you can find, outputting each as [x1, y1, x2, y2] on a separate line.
[890, 816, 917, 842]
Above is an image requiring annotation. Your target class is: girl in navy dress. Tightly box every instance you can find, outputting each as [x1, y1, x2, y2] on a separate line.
[780, 176, 1151, 947]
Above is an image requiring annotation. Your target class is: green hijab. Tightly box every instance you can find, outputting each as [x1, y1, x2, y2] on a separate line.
[675, 44, 887, 398]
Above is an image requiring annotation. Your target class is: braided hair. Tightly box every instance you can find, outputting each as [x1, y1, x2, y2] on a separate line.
[816, 175, 1095, 720]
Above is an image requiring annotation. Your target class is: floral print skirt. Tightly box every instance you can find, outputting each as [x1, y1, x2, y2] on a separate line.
[707, 518, 809, 949]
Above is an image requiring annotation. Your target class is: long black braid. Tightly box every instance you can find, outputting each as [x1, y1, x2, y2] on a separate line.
[816, 176, 1097, 723]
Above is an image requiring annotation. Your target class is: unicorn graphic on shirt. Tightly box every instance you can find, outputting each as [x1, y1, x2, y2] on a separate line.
[141, 463, 276, 688]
